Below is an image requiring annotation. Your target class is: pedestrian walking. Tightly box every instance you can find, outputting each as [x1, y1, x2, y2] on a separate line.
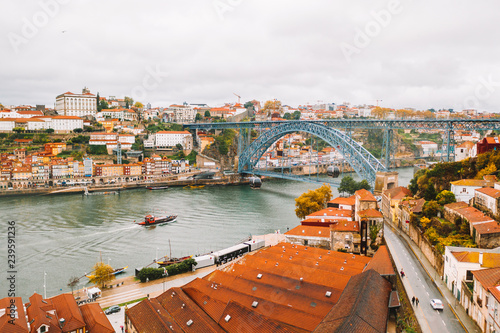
[400, 268, 405, 278]
[412, 296, 415, 305]
[416, 297, 419, 306]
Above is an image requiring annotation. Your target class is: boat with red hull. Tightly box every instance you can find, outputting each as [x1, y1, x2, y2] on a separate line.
[136, 214, 177, 226]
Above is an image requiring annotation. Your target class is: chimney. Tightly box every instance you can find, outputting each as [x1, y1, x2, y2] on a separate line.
[479, 252, 484, 265]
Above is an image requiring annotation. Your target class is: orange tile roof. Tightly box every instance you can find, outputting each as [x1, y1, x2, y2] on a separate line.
[328, 196, 355, 206]
[329, 221, 359, 232]
[476, 187, 500, 199]
[182, 278, 323, 331]
[228, 252, 352, 291]
[156, 287, 225, 332]
[79, 303, 114, 333]
[197, 271, 334, 317]
[444, 201, 469, 210]
[473, 221, 500, 235]
[125, 298, 183, 332]
[223, 265, 343, 304]
[217, 301, 296, 333]
[313, 270, 392, 333]
[357, 209, 383, 218]
[26, 293, 61, 333]
[450, 179, 487, 187]
[383, 186, 411, 200]
[472, 267, 500, 289]
[49, 294, 86, 332]
[0, 297, 28, 333]
[253, 251, 363, 278]
[156, 131, 191, 134]
[285, 225, 330, 238]
[262, 243, 367, 270]
[355, 189, 376, 201]
[364, 246, 395, 276]
[306, 208, 352, 219]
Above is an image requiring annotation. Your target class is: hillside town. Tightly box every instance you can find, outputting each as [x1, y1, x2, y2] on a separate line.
[1, 87, 499, 192]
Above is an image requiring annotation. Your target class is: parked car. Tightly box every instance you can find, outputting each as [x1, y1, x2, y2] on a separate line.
[104, 305, 121, 315]
[430, 299, 444, 310]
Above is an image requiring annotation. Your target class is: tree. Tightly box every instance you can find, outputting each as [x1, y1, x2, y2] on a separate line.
[292, 111, 301, 120]
[476, 162, 497, 180]
[124, 96, 134, 109]
[338, 176, 357, 195]
[371, 107, 391, 119]
[99, 99, 109, 111]
[422, 201, 440, 218]
[244, 101, 254, 109]
[96, 92, 101, 111]
[73, 128, 83, 133]
[423, 181, 437, 201]
[195, 113, 203, 122]
[13, 127, 24, 133]
[67, 276, 79, 295]
[283, 113, 292, 120]
[46, 128, 54, 133]
[262, 100, 282, 116]
[436, 190, 456, 205]
[176, 143, 183, 151]
[358, 179, 371, 191]
[204, 110, 211, 118]
[295, 184, 333, 219]
[89, 262, 115, 288]
[134, 101, 144, 109]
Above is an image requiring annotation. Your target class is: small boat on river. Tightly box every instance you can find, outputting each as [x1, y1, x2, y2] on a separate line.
[156, 255, 192, 267]
[136, 214, 177, 226]
[147, 186, 169, 190]
[86, 266, 128, 279]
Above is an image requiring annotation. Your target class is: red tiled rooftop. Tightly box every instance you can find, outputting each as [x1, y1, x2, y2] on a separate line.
[357, 209, 383, 218]
[355, 189, 376, 201]
[328, 196, 355, 206]
[286, 225, 330, 238]
[329, 221, 359, 232]
[79, 303, 114, 333]
[364, 246, 395, 276]
[183, 278, 323, 331]
[476, 187, 500, 199]
[383, 186, 411, 200]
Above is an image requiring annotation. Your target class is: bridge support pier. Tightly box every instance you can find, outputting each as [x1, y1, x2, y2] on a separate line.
[382, 129, 393, 169]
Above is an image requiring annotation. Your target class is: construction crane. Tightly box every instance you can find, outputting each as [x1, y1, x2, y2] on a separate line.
[233, 93, 241, 104]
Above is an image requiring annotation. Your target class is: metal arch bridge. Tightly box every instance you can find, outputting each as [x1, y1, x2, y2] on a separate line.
[235, 121, 387, 186]
[185, 118, 500, 170]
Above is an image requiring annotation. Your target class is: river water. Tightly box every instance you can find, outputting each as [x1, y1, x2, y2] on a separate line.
[0, 167, 415, 300]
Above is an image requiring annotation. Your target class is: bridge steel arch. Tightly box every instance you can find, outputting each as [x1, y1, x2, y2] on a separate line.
[238, 122, 387, 185]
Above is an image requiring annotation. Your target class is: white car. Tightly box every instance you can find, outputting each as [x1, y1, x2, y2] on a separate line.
[430, 299, 444, 310]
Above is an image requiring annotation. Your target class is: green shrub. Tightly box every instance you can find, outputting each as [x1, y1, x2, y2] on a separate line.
[138, 267, 164, 282]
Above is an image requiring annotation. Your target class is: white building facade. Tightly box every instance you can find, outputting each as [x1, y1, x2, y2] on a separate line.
[55, 87, 97, 117]
[155, 131, 193, 149]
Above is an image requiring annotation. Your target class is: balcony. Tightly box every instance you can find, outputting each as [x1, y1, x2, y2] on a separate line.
[477, 296, 483, 307]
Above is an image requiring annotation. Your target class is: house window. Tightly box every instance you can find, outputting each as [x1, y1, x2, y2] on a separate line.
[466, 270, 474, 281]
[303, 240, 308, 246]
[462, 188, 467, 193]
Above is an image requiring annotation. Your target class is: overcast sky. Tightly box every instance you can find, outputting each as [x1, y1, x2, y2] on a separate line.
[1, 0, 499, 111]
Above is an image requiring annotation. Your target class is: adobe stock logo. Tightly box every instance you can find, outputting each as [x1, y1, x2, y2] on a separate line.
[7, 0, 71, 54]
[130, 65, 169, 101]
[339, 0, 404, 63]
[213, 0, 244, 21]
[462, 75, 500, 110]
